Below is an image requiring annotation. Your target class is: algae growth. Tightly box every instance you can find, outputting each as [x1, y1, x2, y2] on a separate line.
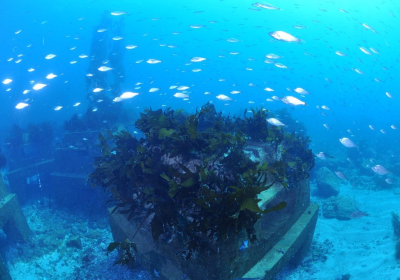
[89, 104, 314, 264]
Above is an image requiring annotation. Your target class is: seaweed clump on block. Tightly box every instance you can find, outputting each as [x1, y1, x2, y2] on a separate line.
[90, 104, 314, 263]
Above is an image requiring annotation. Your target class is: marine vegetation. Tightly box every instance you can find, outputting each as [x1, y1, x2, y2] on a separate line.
[90, 104, 314, 263]
[106, 238, 137, 268]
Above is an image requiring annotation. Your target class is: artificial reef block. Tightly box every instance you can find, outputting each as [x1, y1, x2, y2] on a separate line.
[7, 159, 54, 204]
[0, 194, 31, 242]
[55, 147, 94, 174]
[0, 175, 31, 280]
[0, 175, 31, 242]
[243, 203, 319, 279]
[0, 254, 11, 280]
[109, 177, 314, 280]
[49, 172, 106, 214]
[94, 105, 316, 279]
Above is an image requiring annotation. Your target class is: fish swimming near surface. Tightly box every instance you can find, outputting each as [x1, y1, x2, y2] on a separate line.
[281, 96, 306, 106]
[252, 2, 281, 10]
[269, 31, 301, 42]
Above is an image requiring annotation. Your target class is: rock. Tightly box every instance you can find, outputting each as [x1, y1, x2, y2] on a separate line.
[87, 230, 103, 240]
[316, 167, 340, 197]
[76, 223, 88, 233]
[322, 195, 359, 220]
[66, 235, 82, 249]
[95, 218, 109, 230]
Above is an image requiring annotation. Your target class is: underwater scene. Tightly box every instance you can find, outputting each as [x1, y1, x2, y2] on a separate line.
[0, 0, 399, 279]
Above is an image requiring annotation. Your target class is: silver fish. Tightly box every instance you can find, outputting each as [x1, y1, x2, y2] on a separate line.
[252, 2, 281, 10]
[269, 31, 300, 42]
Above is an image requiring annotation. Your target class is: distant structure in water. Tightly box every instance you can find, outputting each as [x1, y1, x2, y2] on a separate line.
[86, 11, 126, 108]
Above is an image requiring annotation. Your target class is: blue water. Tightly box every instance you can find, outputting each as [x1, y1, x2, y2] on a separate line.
[1, 0, 399, 279]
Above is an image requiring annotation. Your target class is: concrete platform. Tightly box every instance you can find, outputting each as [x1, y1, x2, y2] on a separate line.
[0, 194, 31, 242]
[0, 256, 11, 280]
[243, 203, 319, 279]
[0, 175, 31, 280]
[108, 185, 319, 280]
[7, 159, 55, 203]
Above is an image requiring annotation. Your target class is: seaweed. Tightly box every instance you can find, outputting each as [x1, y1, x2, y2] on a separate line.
[280, 132, 315, 187]
[107, 239, 138, 268]
[235, 108, 271, 142]
[90, 105, 314, 263]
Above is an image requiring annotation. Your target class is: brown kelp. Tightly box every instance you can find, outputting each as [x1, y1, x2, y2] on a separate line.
[89, 104, 314, 264]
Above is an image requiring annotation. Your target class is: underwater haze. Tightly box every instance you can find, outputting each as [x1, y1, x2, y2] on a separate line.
[1, 0, 400, 279]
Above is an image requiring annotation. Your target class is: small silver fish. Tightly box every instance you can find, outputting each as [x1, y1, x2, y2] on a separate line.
[269, 31, 300, 42]
[267, 118, 285, 126]
[371, 165, 390, 175]
[294, 87, 310, 95]
[281, 96, 305, 106]
[111, 11, 127, 16]
[335, 171, 348, 180]
[252, 2, 281, 10]
[339, 137, 356, 148]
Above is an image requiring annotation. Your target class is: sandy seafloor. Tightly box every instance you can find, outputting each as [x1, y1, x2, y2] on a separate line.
[277, 182, 400, 280]
[2, 182, 400, 280]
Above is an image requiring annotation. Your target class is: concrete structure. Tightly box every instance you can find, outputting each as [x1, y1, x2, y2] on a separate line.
[7, 159, 54, 204]
[0, 175, 31, 280]
[108, 140, 318, 280]
[109, 181, 318, 280]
